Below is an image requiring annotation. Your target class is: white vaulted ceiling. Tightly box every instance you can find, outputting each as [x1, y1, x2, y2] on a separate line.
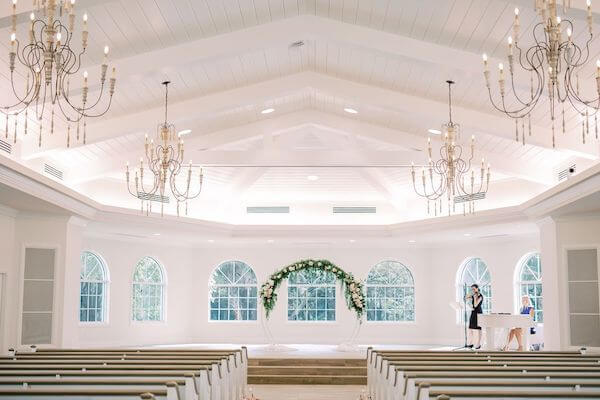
[1, 0, 599, 225]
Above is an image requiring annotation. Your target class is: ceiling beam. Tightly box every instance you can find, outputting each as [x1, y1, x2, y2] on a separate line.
[65, 109, 557, 186]
[25, 71, 595, 159]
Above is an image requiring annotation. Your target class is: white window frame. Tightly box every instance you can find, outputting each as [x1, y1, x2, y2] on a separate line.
[514, 252, 543, 324]
[365, 260, 416, 323]
[131, 256, 166, 323]
[456, 257, 492, 323]
[208, 260, 258, 322]
[79, 250, 110, 325]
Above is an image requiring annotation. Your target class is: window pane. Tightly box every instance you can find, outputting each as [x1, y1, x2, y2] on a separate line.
[517, 253, 543, 323]
[366, 261, 415, 322]
[131, 258, 165, 322]
[209, 261, 258, 321]
[287, 269, 336, 322]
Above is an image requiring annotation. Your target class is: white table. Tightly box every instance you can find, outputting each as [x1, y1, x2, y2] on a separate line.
[478, 314, 535, 351]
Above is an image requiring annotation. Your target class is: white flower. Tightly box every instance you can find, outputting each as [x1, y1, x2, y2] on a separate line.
[289, 266, 295, 271]
[277, 274, 282, 279]
[318, 262, 322, 267]
[349, 283, 356, 291]
[332, 268, 337, 273]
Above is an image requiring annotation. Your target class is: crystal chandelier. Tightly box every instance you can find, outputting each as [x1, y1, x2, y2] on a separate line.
[2, 0, 116, 147]
[482, 0, 596, 148]
[411, 81, 491, 216]
[125, 82, 203, 217]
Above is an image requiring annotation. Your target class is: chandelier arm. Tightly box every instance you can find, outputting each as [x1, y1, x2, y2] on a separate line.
[485, 51, 545, 119]
[54, 91, 84, 124]
[80, 83, 109, 113]
[564, 64, 600, 107]
[566, 32, 594, 69]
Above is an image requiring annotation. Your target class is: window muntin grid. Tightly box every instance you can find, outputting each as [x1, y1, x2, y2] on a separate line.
[80, 251, 108, 323]
[132, 257, 165, 322]
[366, 261, 415, 322]
[209, 260, 258, 321]
[518, 253, 543, 323]
[287, 268, 336, 321]
[458, 258, 492, 316]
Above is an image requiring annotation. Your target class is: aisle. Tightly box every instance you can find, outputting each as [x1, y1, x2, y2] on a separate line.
[250, 384, 365, 400]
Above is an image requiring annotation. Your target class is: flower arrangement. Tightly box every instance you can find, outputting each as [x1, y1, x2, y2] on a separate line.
[260, 259, 365, 320]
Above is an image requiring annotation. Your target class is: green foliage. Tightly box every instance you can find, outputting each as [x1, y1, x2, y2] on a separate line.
[260, 259, 365, 320]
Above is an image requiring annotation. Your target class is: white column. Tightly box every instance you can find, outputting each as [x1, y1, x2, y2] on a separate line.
[537, 217, 562, 350]
[60, 217, 87, 348]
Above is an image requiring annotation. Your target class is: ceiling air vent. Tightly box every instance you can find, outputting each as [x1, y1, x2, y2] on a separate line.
[558, 164, 576, 181]
[43, 164, 63, 180]
[453, 192, 486, 204]
[137, 192, 170, 204]
[333, 206, 376, 214]
[247, 206, 290, 214]
[0, 138, 11, 154]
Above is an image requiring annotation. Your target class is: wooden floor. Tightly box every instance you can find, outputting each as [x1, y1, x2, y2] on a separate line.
[250, 384, 365, 399]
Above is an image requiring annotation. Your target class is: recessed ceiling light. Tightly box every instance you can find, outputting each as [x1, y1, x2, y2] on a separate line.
[408, 239, 416, 243]
[349, 239, 356, 243]
[344, 107, 358, 114]
[463, 233, 472, 237]
[261, 108, 275, 114]
[153, 233, 161, 236]
[208, 239, 215, 243]
[307, 175, 319, 181]
[178, 129, 192, 136]
[267, 239, 274, 243]
[428, 129, 442, 135]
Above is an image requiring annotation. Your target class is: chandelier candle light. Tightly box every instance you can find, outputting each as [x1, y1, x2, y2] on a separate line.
[2, 0, 116, 147]
[411, 81, 491, 216]
[125, 81, 203, 217]
[482, 0, 598, 148]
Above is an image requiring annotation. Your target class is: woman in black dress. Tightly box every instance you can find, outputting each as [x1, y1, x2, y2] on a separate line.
[466, 284, 483, 349]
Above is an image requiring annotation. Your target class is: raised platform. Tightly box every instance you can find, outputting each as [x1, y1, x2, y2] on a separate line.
[248, 357, 367, 385]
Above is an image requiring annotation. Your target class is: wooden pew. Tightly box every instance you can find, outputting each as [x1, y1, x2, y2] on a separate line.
[401, 372, 600, 400]
[4, 349, 245, 400]
[0, 361, 220, 399]
[427, 387, 600, 399]
[365, 348, 600, 398]
[415, 380, 600, 400]
[367, 350, 600, 400]
[0, 386, 169, 399]
[0, 378, 184, 400]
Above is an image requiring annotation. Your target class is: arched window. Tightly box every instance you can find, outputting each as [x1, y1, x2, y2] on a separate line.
[366, 261, 415, 322]
[288, 268, 336, 321]
[517, 253, 543, 323]
[457, 257, 492, 314]
[132, 257, 165, 321]
[80, 251, 109, 323]
[209, 261, 258, 321]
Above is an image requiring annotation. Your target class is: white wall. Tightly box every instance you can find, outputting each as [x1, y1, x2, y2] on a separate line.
[72, 235, 539, 347]
[553, 216, 600, 350]
[77, 236, 195, 347]
[190, 246, 432, 345]
[428, 238, 539, 346]
[0, 207, 545, 349]
[0, 210, 17, 352]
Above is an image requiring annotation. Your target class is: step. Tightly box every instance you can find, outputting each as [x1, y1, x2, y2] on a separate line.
[248, 358, 366, 367]
[247, 375, 367, 385]
[248, 366, 367, 376]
